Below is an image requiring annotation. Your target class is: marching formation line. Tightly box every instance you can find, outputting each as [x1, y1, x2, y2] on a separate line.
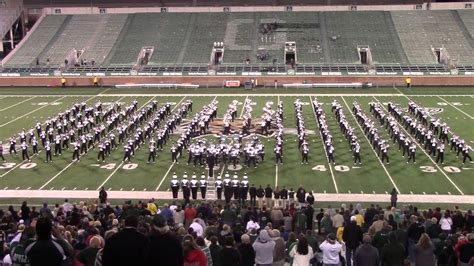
[0, 96, 37, 112]
[340, 96, 401, 194]
[437, 96, 474, 120]
[95, 96, 159, 189]
[373, 96, 464, 195]
[0, 96, 67, 128]
[309, 96, 339, 194]
[0, 94, 118, 178]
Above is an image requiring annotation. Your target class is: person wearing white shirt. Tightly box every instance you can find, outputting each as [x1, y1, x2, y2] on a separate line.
[290, 235, 314, 266]
[246, 217, 260, 231]
[319, 233, 342, 266]
[189, 219, 204, 237]
[439, 213, 453, 235]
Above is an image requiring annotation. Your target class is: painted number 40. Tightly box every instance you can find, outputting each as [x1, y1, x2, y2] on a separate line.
[100, 163, 138, 170]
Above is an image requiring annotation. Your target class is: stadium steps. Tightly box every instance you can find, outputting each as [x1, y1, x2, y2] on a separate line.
[452, 11, 474, 48]
[36, 15, 73, 65]
[5, 15, 70, 66]
[457, 10, 474, 39]
[318, 13, 332, 64]
[101, 14, 134, 66]
[176, 13, 198, 64]
[383, 12, 409, 64]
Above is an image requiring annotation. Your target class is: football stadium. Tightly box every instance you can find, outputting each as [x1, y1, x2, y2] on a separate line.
[0, 0, 473, 265]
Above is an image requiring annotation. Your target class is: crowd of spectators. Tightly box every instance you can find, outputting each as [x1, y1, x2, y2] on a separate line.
[0, 197, 472, 266]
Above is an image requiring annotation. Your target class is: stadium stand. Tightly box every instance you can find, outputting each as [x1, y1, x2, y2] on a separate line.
[5, 15, 68, 66]
[3, 10, 473, 70]
[457, 10, 474, 39]
[391, 10, 474, 65]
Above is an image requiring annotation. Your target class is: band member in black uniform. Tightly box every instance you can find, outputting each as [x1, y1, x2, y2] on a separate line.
[407, 142, 416, 164]
[45, 141, 52, 162]
[436, 144, 445, 165]
[215, 176, 223, 200]
[32, 138, 39, 155]
[199, 173, 207, 199]
[21, 142, 30, 162]
[72, 142, 81, 162]
[190, 176, 199, 200]
[97, 143, 105, 162]
[170, 173, 180, 199]
[147, 141, 156, 164]
[249, 184, 257, 206]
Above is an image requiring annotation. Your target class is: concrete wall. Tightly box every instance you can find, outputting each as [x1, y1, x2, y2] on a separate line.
[0, 75, 473, 87]
[41, 2, 473, 14]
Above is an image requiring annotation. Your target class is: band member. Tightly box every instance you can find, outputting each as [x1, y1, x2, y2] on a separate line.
[147, 141, 156, 164]
[190, 175, 199, 200]
[72, 142, 81, 162]
[407, 142, 416, 164]
[274, 146, 283, 165]
[199, 173, 207, 199]
[97, 142, 105, 162]
[353, 144, 361, 164]
[381, 144, 390, 164]
[436, 143, 445, 165]
[215, 176, 223, 200]
[45, 141, 53, 162]
[462, 144, 472, 164]
[21, 142, 30, 162]
[171, 173, 180, 199]
[0, 142, 5, 162]
[9, 137, 17, 155]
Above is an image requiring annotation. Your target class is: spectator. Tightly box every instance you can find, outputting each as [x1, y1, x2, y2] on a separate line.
[196, 236, 213, 266]
[459, 233, 474, 265]
[319, 233, 342, 266]
[9, 227, 35, 266]
[25, 217, 72, 266]
[209, 236, 223, 266]
[147, 214, 183, 266]
[381, 232, 405, 266]
[102, 215, 149, 266]
[436, 239, 457, 266]
[289, 235, 314, 266]
[270, 229, 285, 266]
[20, 201, 30, 226]
[77, 235, 101, 266]
[219, 236, 240, 266]
[390, 188, 398, 208]
[246, 216, 260, 231]
[253, 230, 275, 266]
[414, 233, 435, 266]
[238, 234, 255, 266]
[440, 212, 453, 235]
[190, 218, 204, 237]
[343, 216, 363, 266]
[353, 234, 379, 266]
[99, 187, 107, 204]
[183, 237, 207, 266]
[270, 206, 283, 229]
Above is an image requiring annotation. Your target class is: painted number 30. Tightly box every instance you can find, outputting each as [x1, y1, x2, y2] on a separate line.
[420, 166, 461, 173]
[0, 163, 37, 170]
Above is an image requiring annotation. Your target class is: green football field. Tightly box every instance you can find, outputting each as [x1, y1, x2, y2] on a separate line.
[0, 86, 473, 198]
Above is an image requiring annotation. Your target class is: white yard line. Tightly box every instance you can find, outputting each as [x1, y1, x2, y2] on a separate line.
[239, 95, 249, 119]
[275, 164, 279, 187]
[309, 96, 339, 193]
[373, 96, 464, 195]
[341, 96, 401, 194]
[437, 96, 474, 119]
[96, 162, 124, 190]
[155, 162, 176, 191]
[0, 97, 37, 112]
[38, 161, 75, 190]
[0, 96, 67, 128]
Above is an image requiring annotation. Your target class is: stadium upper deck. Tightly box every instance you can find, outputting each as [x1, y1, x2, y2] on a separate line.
[3, 10, 473, 71]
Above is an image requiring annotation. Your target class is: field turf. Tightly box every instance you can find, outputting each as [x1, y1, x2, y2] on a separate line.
[0, 86, 473, 198]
